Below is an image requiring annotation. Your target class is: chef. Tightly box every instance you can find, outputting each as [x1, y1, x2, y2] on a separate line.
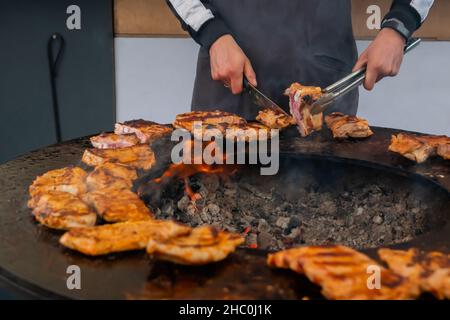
[167, 0, 434, 119]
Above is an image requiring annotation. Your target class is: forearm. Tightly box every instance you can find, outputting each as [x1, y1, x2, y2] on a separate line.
[166, 0, 231, 49]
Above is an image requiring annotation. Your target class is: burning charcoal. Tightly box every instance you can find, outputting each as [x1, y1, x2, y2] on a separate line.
[185, 203, 199, 217]
[257, 219, 270, 233]
[207, 203, 220, 216]
[177, 195, 190, 211]
[161, 201, 174, 216]
[200, 208, 211, 223]
[346, 215, 354, 225]
[372, 215, 384, 225]
[146, 157, 444, 251]
[246, 233, 258, 248]
[257, 231, 273, 250]
[275, 217, 290, 229]
[286, 227, 301, 239]
[200, 175, 220, 193]
[287, 216, 301, 230]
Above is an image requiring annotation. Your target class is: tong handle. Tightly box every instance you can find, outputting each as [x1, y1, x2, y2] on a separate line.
[324, 38, 421, 94]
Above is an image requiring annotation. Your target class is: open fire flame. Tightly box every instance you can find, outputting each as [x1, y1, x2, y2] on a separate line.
[140, 139, 257, 248]
[152, 140, 237, 201]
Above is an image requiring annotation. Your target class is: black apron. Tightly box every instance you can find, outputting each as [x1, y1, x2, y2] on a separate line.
[191, 0, 358, 119]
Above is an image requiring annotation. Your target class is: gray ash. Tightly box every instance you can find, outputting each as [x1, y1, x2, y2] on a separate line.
[145, 158, 448, 251]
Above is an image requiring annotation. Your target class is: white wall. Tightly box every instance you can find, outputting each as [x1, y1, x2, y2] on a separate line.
[115, 38, 450, 135]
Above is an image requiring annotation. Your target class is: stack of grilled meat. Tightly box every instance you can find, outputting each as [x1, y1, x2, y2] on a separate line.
[28, 119, 244, 265]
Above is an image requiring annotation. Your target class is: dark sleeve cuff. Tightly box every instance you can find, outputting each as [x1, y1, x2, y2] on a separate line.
[383, 3, 422, 34]
[194, 18, 231, 49]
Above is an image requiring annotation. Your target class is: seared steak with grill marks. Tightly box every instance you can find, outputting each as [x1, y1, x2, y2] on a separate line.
[389, 133, 450, 163]
[437, 143, 450, 160]
[28, 191, 96, 230]
[256, 108, 296, 129]
[90, 132, 139, 149]
[285, 83, 323, 137]
[173, 110, 246, 133]
[147, 225, 244, 265]
[28, 166, 88, 208]
[82, 144, 156, 170]
[267, 245, 419, 300]
[83, 187, 153, 222]
[325, 112, 373, 139]
[114, 119, 173, 144]
[60, 220, 191, 256]
[86, 162, 137, 191]
[379, 248, 450, 300]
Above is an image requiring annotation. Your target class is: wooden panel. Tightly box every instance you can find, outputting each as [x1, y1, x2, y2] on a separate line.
[114, 0, 187, 37]
[114, 0, 450, 40]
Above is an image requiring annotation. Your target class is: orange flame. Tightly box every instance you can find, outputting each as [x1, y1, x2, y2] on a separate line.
[151, 140, 237, 202]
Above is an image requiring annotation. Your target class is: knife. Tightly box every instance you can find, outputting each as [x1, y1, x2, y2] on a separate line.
[243, 78, 290, 116]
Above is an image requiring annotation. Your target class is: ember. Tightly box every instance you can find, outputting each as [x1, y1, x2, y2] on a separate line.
[140, 156, 448, 251]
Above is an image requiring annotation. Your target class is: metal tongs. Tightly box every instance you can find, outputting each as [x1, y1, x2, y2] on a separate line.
[310, 38, 422, 115]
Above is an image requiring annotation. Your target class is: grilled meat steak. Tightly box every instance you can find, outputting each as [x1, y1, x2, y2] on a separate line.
[285, 83, 323, 137]
[28, 191, 96, 230]
[60, 220, 191, 256]
[82, 144, 156, 170]
[173, 110, 246, 133]
[389, 134, 435, 163]
[147, 225, 244, 265]
[256, 108, 296, 129]
[29, 167, 87, 204]
[325, 112, 373, 139]
[86, 162, 137, 191]
[389, 133, 450, 163]
[114, 119, 173, 144]
[437, 143, 450, 160]
[83, 188, 153, 222]
[90, 132, 139, 149]
[267, 245, 419, 300]
[379, 248, 450, 299]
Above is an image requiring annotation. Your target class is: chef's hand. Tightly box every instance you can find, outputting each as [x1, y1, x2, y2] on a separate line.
[209, 34, 257, 95]
[353, 28, 406, 91]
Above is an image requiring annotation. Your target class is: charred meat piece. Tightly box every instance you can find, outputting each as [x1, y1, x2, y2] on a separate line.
[379, 248, 450, 300]
[285, 83, 323, 137]
[82, 144, 156, 170]
[83, 188, 153, 222]
[267, 245, 419, 300]
[389, 133, 450, 163]
[114, 119, 173, 144]
[325, 112, 373, 139]
[256, 108, 296, 129]
[60, 220, 191, 256]
[29, 166, 88, 207]
[147, 225, 244, 265]
[389, 134, 435, 163]
[86, 162, 137, 191]
[173, 110, 246, 133]
[90, 132, 139, 149]
[28, 191, 96, 230]
[437, 143, 450, 160]
[416, 135, 450, 147]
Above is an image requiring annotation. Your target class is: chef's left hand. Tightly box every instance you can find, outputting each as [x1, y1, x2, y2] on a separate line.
[353, 28, 406, 91]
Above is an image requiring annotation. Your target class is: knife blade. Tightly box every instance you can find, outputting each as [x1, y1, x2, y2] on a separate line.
[243, 78, 289, 116]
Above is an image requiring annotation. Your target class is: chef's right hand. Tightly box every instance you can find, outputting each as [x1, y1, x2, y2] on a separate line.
[209, 35, 257, 95]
